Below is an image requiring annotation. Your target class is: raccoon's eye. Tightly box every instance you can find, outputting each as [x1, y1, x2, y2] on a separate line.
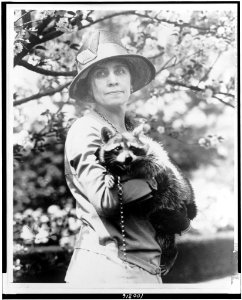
[113, 146, 122, 153]
[129, 146, 145, 156]
[114, 146, 122, 152]
[129, 146, 138, 152]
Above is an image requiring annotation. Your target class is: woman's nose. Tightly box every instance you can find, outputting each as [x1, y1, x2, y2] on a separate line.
[107, 71, 118, 85]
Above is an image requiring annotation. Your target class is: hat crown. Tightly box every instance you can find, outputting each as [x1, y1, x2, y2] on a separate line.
[81, 30, 125, 54]
[76, 30, 127, 67]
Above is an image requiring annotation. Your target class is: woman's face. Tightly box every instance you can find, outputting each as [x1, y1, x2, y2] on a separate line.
[88, 59, 132, 108]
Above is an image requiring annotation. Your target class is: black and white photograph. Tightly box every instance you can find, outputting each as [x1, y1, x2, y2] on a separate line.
[2, 1, 240, 298]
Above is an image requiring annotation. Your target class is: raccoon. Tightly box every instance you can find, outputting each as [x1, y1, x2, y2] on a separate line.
[95, 126, 197, 274]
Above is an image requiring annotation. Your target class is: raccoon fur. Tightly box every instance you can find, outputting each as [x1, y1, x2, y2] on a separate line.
[95, 126, 197, 274]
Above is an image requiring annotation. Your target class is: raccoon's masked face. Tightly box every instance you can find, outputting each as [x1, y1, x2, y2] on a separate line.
[97, 127, 148, 176]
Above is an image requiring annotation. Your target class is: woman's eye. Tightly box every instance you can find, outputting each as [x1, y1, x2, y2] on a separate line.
[94, 69, 108, 78]
[115, 66, 128, 75]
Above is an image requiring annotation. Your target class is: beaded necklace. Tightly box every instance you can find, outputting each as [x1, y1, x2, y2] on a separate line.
[95, 110, 127, 264]
[95, 110, 119, 134]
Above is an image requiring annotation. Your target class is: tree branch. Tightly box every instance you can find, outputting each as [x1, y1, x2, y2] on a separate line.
[198, 51, 222, 84]
[81, 10, 136, 29]
[155, 50, 203, 75]
[14, 30, 64, 66]
[14, 81, 71, 106]
[134, 12, 213, 32]
[216, 91, 235, 98]
[14, 10, 222, 67]
[212, 95, 235, 108]
[18, 60, 77, 77]
[14, 10, 35, 24]
[14, 11, 137, 65]
[156, 56, 177, 75]
[22, 11, 136, 45]
[37, 30, 64, 44]
[166, 79, 235, 108]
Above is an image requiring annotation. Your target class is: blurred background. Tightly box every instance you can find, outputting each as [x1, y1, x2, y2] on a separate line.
[12, 6, 237, 283]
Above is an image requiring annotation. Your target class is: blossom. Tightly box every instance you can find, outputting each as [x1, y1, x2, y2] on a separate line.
[40, 214, 49, 223]
[68, 217, 81, 231]
[13, 243, 25, 253]
[59, 236, 70, 247]
[23, 208, 34, 217]
[13, 259, 22, 271]
[14, 42, 23, 56]
[32, 208, 43, 220]
[34, 227, 49, 244]
[20, 225, 35, 241]
[156, 70, 170, 85]
[80, 20, 90, 27]
[56, 18, 76, 33]
[14, 130, 33, 149]
[14, 212, 23, 221]
[198, 134, 225, 149]
[217, 26, 225, 35]
[47, 205, 61, 215]
[55, 10, 66, 17]
[157, 126, 165, 134]
[39, 10, 55, 19]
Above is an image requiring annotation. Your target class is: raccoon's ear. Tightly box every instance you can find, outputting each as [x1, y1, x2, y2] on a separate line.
[101, 127, 114, 143]
[133, 124, 145, 138]
[94, 147, 100, 160]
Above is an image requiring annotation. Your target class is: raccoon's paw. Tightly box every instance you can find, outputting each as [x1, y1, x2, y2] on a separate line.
[186, 202, 197, 220]
[105, 174, 115, 188]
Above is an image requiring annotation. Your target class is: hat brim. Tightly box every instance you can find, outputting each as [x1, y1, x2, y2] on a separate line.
[69, 54, 156, 102]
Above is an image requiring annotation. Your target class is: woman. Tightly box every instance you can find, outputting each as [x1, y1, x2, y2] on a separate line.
[64, 30, 177, 285]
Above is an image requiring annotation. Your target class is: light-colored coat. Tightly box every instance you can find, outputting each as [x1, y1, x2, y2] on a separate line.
[64, 111, 163, 277]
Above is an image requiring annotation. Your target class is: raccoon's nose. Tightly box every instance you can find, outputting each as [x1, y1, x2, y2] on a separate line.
[124, 156, 133, 165]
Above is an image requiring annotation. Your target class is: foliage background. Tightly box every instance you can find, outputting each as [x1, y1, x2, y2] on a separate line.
[11, 5, 237, 282]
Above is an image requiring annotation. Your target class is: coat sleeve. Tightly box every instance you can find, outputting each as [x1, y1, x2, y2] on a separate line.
[65, 118, 153, 217]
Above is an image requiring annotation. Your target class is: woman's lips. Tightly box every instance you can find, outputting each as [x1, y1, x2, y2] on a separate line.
[106, 91, 123, 95]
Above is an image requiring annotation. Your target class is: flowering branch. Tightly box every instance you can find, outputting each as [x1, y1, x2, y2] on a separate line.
[13, 11, 136, 65]
[14, 10, 35, 24]
[166, 79, 235, 108]
[18, 60, 77, 77]
[148, 51, 165, 60]
[198, 51, 222, 84]
[80, 10, 136, 29]
[156, 50, 203, 76]
[14, 81, 71, 106]
[134, 12, 217, 32]
[14, 31, 63, 66]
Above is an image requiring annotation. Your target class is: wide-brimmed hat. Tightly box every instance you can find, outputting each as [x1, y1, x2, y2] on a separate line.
[69, 30, 156, 101]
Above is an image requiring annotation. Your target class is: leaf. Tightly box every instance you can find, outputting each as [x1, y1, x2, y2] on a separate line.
[14, 26, 22, 33]
[157, 45, 165, 51]
[36, 60, 47, 66]
[70, 43, 80, 50]
[171, 32, 179, 36]
[41, 109, 50, 116]
[66, 11, 75, 16]
[76, 10, 83, 17]
[35, 45, 47, 50]
[13, 92, 19, 100]
[86, 16, 93, 22]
